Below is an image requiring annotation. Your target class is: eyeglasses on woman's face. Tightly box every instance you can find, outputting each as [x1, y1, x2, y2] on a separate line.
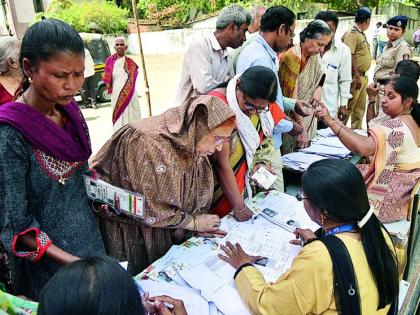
[243, 95, 269, 113]
[214, 133, 235, 146]
[295, 189, 309, 202]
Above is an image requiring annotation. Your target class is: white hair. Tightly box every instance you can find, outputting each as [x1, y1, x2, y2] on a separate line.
[250, 5, 266, 20]
[216, 4, 252, 29]
[114, 36, 126, 45]
[300, 19, 332, 43]
[0, 36, 20, 74]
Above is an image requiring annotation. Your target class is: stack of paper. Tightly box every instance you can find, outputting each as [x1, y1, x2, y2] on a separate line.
[312, 136, 346, 148]
[282, 151, 329, 171]
[317, 127, 335, 137]
[283, 132, 353, 171]
[299, 143, 351, 158]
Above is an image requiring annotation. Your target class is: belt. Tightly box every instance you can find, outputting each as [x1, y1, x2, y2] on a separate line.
[377, 78, 389, 85]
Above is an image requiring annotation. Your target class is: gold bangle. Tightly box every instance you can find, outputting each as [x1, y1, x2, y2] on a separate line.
[192, 215, 198, 231]
[234, 206, 247, 214]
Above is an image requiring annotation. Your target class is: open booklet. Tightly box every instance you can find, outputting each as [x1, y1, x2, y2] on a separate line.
[136, 191, 319, 314]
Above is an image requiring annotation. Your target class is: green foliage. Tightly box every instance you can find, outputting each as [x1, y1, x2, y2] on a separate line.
[135, 0, 312, 27]
[45, 0, 74, 13]
[35, 0, 129, 34]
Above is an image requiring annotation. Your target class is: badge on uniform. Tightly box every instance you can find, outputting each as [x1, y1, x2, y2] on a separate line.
[397, 21, 402, 27]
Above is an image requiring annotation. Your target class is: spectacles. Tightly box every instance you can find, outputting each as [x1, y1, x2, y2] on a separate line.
[295, 190, 309, 201]
[243, 95, 269, 113]
[214, 133, 235, 146]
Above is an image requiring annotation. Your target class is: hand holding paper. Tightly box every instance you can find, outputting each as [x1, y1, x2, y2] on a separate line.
[250, 165, 277, 190]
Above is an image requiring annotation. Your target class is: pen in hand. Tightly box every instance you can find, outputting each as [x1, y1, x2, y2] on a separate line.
[299, 235, 305, 247]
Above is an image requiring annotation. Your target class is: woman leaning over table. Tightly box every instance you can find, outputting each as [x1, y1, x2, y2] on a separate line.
[316, 76, 420, 223]
[209, 66, 295, 219]
[220, 159, 399, 315]
[92, 95, 236, 274]
[0, 19, 105, 299]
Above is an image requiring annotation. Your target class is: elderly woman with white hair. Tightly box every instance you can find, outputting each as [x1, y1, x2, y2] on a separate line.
[103, 36, 141, 131]
[278, 20, 332, 152]
[0, 36, 22, 105]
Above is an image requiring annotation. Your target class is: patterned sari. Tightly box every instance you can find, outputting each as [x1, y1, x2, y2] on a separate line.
[278, 45, 324, 153]
[103, 54, 139, 126]
[358, 118, 420, 222]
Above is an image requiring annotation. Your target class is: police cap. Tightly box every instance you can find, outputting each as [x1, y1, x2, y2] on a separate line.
[387, 16, 409, 30]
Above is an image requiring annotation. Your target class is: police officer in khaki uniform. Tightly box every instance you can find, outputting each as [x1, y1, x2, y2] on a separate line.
[342, 7, 372, 129]
[368, 16, 412, 126]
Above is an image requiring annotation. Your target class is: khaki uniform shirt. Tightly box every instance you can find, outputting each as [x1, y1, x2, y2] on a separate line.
[374, 38, 412, 81]
[342, 25, 371, 74]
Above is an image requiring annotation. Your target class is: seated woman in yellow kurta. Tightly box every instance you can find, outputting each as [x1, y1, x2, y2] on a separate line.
[219, 159, 399, 315]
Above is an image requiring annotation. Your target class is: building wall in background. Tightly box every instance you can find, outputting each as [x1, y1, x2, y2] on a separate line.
[127, 15, 387, 55]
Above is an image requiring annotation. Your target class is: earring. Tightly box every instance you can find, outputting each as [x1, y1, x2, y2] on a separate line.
[320, 214, 325, 227]
[28, 77, 33, 84]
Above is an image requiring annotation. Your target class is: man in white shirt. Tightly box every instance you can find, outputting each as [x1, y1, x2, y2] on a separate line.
[315, 11, 352, 129]
[174, 4, 251, 106]
[372, 21, 382, 59]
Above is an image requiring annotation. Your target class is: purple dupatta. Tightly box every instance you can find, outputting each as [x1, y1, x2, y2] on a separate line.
[0, 100, 92, 162]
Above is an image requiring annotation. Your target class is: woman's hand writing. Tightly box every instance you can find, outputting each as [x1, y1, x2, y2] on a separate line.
[152, 295, 187, 315]
[290, 228, 316, 246]
[218, 241, 263, 269]
[142, 294, 187, 315]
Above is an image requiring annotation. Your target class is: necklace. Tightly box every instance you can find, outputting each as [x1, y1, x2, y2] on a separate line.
[21, 92, 55, 116]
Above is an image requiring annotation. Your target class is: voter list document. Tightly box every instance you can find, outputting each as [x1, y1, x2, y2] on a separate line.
[220, 223, 301, 282]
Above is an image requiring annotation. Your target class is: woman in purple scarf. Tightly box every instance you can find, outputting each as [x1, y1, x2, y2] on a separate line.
[0, 19, 105, 299]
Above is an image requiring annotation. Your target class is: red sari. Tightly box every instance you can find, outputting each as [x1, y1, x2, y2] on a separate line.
[0, 83, 13, 105]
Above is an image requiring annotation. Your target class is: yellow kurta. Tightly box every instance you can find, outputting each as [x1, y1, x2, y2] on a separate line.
[235, 233, 394, 315]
